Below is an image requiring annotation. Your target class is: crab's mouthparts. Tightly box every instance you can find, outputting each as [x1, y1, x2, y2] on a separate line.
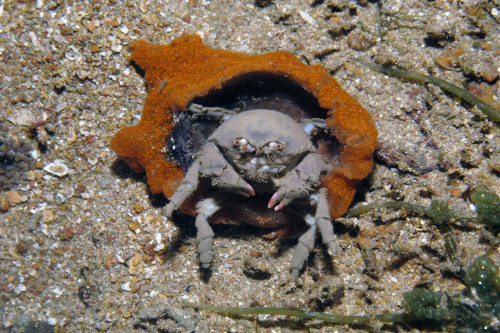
[234, 154, 285, 181]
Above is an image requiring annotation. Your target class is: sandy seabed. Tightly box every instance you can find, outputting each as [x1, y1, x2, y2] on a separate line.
[1, 0, 499, 332]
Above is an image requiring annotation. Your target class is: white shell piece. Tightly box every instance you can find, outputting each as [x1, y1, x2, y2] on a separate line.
[298, 10, 318, 27]
[121, 282, 131, 291]
[302, 122, 315, 136]
[43, 160, 69, 177]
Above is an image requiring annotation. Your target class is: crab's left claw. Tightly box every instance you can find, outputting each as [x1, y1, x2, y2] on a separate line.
[268, 153, 330, 211]
[268, 172, 307, 211]
[268, 190, 287, 211]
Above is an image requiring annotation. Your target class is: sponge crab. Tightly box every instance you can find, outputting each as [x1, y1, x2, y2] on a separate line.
[111, 35, 377, 277]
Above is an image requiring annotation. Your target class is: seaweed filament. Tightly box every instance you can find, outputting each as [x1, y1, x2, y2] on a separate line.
[182, 301, 428, 324]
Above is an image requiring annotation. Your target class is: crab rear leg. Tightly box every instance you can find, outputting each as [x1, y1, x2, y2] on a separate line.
[187, 103, 237, 122]
[290, 188, 341, 279]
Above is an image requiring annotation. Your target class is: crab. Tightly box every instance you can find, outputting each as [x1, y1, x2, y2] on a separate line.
[164, 108, 341, 278]
[110, 36, 377, 278]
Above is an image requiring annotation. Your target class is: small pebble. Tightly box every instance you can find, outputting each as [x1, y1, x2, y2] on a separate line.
[111, 43, 123, 53]
[43, 160, 69, 177]
[435, 46, 465, 69]
[6, 190, 22, 205]
[42, 210, 54, 223]
[133, 204, 144, 214]
[76, 184, 86, 193]
[104, 258, 118, 270]
[119, 25, 129, 35]
[128, 223, 140, 233]
[347, 31, 375, 51]
[298, 10, 318, 27]
[250, 250, 262, 258]
[53, 286, 64, 297]
[109, 18, 121, 28]
[128, 253, 144, 275]
[1, 197, 11, 212]
[16, 242, 28, 254]
[243, 257, 271, 280]
[60, 227, 74, 241]
[85, 19, 99, 32]
[27, 215, 39, 231]
[65, 45, 81, 61]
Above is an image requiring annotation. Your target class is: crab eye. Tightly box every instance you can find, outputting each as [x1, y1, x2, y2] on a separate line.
[268, 142, 283, 152]
[233, 138, 248, 147]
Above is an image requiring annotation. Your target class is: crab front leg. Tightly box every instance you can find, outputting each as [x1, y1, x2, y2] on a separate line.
[164, 158, 202, 218]
[269, 153, 330, 210]
[165, 143, 255, 269]
[291, 188, 341, 279]
[199, 143, 255, 196]
[164, 143, 255, 218]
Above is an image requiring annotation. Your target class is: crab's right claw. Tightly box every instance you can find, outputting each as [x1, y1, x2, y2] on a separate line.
[208, 165, 255, 197]
[241, 183, 255, 197]
[200, 142, 255, 197]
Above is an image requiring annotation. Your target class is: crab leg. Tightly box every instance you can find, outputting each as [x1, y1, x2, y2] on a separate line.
[290, 188, 340, 279]
[187, 103, 237, 122]
[315, 188, 341, 256]
[165, 142, 255, 218]
[195, 198, 221, 269]
[164, 158, 202, 218]
[291, 219, 317, 279]
[299, 118, 327, 136]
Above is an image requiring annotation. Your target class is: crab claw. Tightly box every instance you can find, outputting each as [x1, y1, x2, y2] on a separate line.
[268, 191, 285, 211]
[242, 183, 256, 197]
